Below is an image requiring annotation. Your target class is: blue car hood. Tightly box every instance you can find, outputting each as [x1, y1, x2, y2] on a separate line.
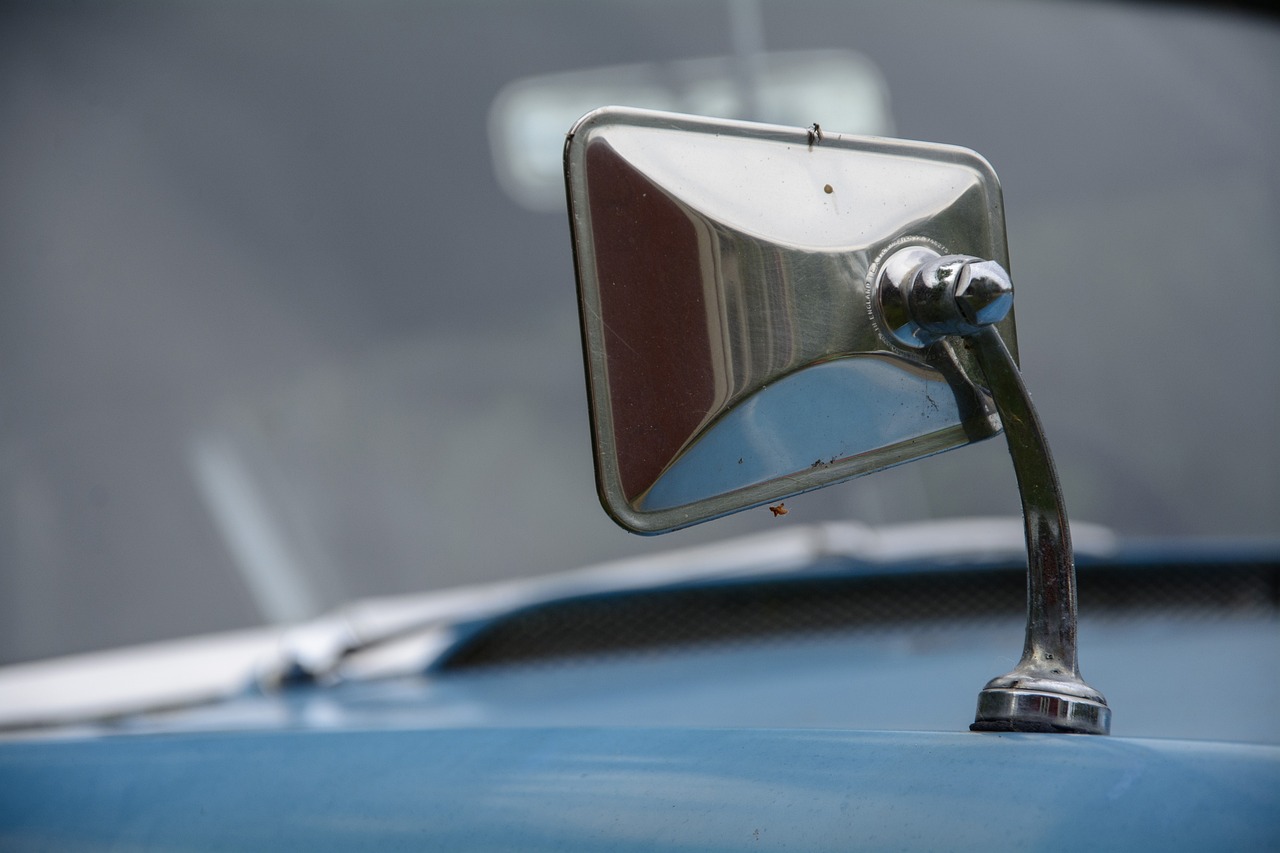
[2, 522, 1277, 849]
[2, 727, 1277, 851]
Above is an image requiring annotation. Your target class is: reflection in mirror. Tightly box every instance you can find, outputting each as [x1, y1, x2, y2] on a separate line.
[566, 107, 1017, 534]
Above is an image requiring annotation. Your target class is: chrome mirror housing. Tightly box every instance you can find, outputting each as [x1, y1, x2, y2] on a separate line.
[565, 107, 1015, 534]
[565, 107, 1109, 735]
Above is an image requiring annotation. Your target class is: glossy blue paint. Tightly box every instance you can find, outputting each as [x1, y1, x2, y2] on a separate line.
[2, 728, 1277, 850]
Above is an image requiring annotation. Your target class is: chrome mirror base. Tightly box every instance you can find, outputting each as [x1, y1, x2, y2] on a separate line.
[972, 683, 1112, 735]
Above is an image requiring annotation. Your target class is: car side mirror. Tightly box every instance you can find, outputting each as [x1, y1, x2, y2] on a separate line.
[565, 106, 1110, 736]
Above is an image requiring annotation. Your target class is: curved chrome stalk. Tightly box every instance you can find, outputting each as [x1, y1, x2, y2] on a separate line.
[876, 247, 1110, 735]
[966, 326, 1110, 735]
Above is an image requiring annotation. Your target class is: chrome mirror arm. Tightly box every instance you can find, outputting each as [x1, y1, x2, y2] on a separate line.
[876, 248, 1111, 735]
[966, 326, 1110, 734]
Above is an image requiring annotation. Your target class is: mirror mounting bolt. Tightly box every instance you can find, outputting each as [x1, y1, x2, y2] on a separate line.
[909, 255, 1012, 340]
[954, 260, 1013, 327]
[874, 246, 1012, 348]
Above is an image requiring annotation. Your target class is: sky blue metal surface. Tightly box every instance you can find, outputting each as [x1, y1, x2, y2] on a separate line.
[2, 727, 1277, 850]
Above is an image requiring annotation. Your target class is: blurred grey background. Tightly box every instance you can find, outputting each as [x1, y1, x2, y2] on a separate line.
[1, 0, 1277, 665]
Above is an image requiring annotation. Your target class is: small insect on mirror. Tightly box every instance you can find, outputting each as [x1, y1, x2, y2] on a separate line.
[565, 106, 1015, 535]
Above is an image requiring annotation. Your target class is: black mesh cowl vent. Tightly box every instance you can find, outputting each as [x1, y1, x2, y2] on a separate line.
[434, 561, 1279, 671]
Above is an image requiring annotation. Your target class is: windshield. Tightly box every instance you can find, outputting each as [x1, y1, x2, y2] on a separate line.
[2, 0, 1277, 665]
